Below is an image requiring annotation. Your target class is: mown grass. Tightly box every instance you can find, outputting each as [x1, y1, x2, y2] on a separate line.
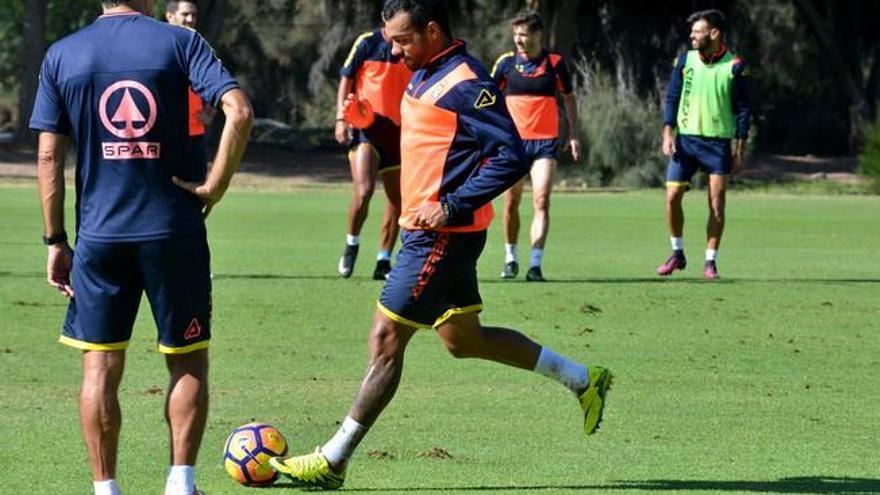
[1, 185, 878, 494]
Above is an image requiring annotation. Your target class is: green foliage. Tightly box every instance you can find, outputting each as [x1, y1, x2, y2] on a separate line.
[576, 65, 665, 187]
[300, 83, 337, 129]
[0, 0, 96, 106]
[0, 0, 24, 91]
[858, 119, 880, 193]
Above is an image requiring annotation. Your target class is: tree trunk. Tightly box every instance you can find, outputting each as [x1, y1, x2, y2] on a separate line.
[792, 0, 869, 149]
[866, 45, 880, 121]
[199, 0, 229, 45]
[307, 0, 375, 98]
[545, 0, 579, 58]
[16, 0, 47, 142]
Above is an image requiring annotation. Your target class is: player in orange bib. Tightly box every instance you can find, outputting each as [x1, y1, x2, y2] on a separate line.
[165, 0, 216, 177]
[335, 27, 412, 280]
[491, 11, 581, 282]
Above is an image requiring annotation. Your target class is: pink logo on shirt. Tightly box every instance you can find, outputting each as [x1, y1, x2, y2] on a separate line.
[99, 80, 161, 159]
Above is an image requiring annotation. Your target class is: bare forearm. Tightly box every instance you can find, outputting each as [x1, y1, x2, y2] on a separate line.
[337, 77, 354, 120]
[36, 133, 67, 235]
[209, 90, 253, 192]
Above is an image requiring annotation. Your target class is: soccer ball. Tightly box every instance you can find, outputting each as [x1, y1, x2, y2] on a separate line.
[223, 422, 289, 486]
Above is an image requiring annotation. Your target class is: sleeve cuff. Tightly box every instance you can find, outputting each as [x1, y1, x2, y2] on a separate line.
[28, 122, 68, 135]
[441, 197, 473, 227]
[208, 82, 241, 108]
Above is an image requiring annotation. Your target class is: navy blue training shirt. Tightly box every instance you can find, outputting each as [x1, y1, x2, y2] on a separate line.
[30, 11, 239, 242]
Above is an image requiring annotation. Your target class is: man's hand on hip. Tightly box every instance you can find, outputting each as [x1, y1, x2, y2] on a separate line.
[172, 176, 225, 218]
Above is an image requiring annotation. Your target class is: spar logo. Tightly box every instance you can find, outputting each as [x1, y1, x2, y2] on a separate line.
[99, 80, 161, 160]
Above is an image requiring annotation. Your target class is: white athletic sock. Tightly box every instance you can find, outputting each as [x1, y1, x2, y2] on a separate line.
[705, 249, 718, 262]
[504, 243, 518, 264]
[533, 347, 589, 395]
[164, 465, 195, 495]
[671, 237, 684, 251]
[346, 234, 360, 246]
[376, 249, 391, 261]
[529, 248, 544, 268]
[321, 416, 368, 470]
[94, 479, 121, 495]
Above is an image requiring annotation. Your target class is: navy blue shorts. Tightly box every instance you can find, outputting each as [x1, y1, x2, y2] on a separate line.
[61, 232, 212, 354]
[523, 138, 558, 162]
[349, 114, 401, 174]
[378, 229, 486, 328]
[666, 135, 732, 187]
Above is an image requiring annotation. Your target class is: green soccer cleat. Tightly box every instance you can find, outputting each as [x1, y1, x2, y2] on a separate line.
[579, 366, 613, 435]
[269, 447, 345, 490]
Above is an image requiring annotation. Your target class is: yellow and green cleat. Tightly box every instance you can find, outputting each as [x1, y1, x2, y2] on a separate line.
[579, 366, 613, 435]
[269, 447, 345, 490]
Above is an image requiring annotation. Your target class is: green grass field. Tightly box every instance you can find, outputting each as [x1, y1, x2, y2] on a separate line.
[1, 184, 879, 494]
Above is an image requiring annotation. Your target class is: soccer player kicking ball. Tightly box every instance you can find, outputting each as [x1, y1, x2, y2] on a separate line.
[335, 25, 411, 280]
[657, 9, 750, 280]
[269, 0, 612, 489]
[30, 1, 252, 494]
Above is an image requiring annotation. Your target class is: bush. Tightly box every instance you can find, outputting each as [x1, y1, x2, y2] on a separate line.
[858, 119, 880, 194]
[574, 63, 666, 188]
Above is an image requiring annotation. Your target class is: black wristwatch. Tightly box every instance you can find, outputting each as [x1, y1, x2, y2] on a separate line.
[42, 231, 68, 246]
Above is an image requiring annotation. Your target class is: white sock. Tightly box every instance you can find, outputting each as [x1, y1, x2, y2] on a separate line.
[529, 248, 544, 268]
[164, 465, 195, 495]
[504, 243, 518, 264]
[671, 237, 684, 251]
[705, 249, 718, 262]
[533, 347, 589, 394]
[321, 416, 368, 470]
[376, 249, 391, 261]
[346, 234, 360, 246]
[94, 479, 121, 495]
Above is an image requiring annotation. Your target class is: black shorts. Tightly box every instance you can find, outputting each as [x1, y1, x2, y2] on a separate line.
[378, 229, 486, 328]
[349, 114, 401, 174]
[60, 232, 212, 354]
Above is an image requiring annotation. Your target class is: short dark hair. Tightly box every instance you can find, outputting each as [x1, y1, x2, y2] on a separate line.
[382, 0, 452, 38]
[100, 0, 127, 7]
[687, 9, 726, 33]
[510, 10, 543, 33]
[166, 0, 197, 14]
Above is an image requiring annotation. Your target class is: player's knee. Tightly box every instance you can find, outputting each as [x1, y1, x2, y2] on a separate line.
[166, 349, 208, 378]
[504, 197, 521, 215]
[533, 194, 550, 213]
[385, 203, 401, 219]
[666, 190, 684, 205]
[369, 322, 406, 359]
[441, 330, 483, 359]
[444, 340, 475, 359]
[355, 185, 375, 205]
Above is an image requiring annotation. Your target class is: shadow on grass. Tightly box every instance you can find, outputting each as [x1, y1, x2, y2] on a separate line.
[607, 477, 880, 493]
[481, 277, 880, 285]
[273, 476, 880, 493]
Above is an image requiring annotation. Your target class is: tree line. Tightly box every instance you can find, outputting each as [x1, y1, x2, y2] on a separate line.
[3, 0, 879, 156]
